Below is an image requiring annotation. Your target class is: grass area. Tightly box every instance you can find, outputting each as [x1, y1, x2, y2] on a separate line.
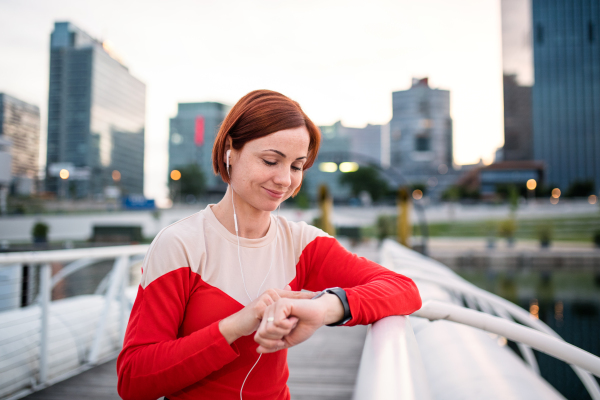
[378, 214, 600, 243]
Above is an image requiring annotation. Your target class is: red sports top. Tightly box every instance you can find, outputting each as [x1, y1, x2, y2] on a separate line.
[117, 205, 421, 400]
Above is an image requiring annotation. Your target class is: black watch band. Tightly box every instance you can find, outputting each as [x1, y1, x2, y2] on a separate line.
[312, 287, 352, 326]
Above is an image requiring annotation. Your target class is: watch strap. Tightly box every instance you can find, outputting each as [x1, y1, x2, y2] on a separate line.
[323, 287, 352, 326]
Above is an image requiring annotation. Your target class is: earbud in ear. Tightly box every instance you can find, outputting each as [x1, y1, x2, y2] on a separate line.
[226, 150, 231, 172]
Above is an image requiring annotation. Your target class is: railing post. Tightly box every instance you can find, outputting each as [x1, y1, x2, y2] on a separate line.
[88, 255, 128, 365]
[119, 268, 128, 345]
[38, 263, 51, 385]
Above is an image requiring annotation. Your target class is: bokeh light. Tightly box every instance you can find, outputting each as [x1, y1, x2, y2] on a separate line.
[170, 169, 181, 181]
[526, 179, 537, 190]
[412, 189, 423, 200]
[59, 169, 69, 179]
[339, 162, 359, 173]
[551, 188, 561, 198]
[319, 162, 338, 173]
[589, 195, 597, 205]
[112, 170, 121, 181]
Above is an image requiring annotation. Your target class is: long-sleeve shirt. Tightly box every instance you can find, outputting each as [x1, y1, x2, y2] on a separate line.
[117, 204, 421, 400]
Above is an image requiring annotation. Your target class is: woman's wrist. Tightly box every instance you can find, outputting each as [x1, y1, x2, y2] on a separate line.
[219, 315, 242, 345]
[316, 293, 345, 326]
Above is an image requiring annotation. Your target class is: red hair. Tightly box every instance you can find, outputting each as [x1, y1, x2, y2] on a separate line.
[212, 90, 321, 196]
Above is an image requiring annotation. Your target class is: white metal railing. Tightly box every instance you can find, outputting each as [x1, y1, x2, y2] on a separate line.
[354, 240, 600, 400]
[0, 245, 148, 400]
[353, 316, 431, 400]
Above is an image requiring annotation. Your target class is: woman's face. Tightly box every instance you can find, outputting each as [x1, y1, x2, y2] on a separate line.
[229, 126, 310, 212]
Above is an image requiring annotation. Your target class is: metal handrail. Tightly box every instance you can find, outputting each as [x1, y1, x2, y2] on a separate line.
[353, 316, 431, 400]
[0, 244, 149, 265]
[0, 245, 149, 399]
[382, 240, 600, 400]
[414, 300, 600, 377]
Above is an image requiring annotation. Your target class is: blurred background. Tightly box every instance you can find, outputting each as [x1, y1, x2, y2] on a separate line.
[1, 0, 599, 399]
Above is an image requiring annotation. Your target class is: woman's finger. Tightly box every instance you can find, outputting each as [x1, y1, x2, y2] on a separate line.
[255, 338, 287, 354]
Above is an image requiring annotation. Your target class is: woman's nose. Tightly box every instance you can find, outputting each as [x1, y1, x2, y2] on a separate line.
[273, 165, 291, 188]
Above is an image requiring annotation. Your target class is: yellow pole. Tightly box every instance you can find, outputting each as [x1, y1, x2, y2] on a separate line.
[318, 184, 336, 236]
[397, 186, 411, 247]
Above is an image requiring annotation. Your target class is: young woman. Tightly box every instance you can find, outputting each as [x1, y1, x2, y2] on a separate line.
[117, 90, 422, 400]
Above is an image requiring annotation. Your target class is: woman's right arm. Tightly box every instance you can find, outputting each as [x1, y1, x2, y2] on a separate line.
[116, 226, 315, 400]
[116, 265, 240, 400]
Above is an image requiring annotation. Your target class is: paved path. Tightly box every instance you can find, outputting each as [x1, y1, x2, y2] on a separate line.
[22, 239, 377, 400]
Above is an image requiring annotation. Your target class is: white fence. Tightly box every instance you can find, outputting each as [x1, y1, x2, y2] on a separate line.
[353, 240, 600, 400]
[0, 245, 148, 400]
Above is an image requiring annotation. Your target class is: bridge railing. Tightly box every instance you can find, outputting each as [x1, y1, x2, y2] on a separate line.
[369, 239, 600, 400]
[0, 245, 149, 400]
[353, 315, 432, 400]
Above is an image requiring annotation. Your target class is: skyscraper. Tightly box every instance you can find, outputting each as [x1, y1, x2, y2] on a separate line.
[500, 0, 534, 162]
[168, 102, 230, 193]
[46, 22, 146, 198]
[0, 93, 40, 194]
[390, 78, 453, 176]
[532, 0, 600, 191]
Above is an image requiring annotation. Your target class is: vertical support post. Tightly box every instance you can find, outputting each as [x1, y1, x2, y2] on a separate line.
[119, 264, 128, 345]
[397, 187, 411, 247]
[39, 263, 51, 385]
[88, 255, 128, 364]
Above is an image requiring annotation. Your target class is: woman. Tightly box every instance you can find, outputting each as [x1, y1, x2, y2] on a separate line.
[117, 90, 421, 400]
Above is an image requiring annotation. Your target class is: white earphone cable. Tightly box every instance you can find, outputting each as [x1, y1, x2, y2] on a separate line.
[228, 156, 281, 399]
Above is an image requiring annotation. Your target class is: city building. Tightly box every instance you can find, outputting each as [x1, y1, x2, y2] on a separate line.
[502, 74, 533, 161]
[532, 0, 600, 191]
[389, 78, 454, 200]
[0, 93, 40, 195]
[46, 22, 146, 199]
[168, 102, 230, 194]
[303, 121, 371, 201]
[500, 0, 534, 162]
[456, 160, 545, 199]
[390, 78, 453, 176]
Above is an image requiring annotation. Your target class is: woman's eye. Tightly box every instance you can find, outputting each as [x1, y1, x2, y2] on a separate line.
[292, 166, 302, 171]
[263, 160, 277, 166]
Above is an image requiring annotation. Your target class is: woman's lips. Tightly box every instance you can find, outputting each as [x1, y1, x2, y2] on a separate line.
[263, 187, 284, 198]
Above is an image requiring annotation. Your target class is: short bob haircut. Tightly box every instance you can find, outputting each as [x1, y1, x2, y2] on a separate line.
[212, 89, 321, 197]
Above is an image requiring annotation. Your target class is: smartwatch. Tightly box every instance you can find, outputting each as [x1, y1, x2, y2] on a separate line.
[311, 287, 352, 326]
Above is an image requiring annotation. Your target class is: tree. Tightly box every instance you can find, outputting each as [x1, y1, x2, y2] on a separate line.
[565, 180, 595, 198]
[170, 163, 206, 201]
[338, 166, 389, 202]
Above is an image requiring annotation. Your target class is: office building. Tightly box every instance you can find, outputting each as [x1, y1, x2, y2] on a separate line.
[500, 0, 534, 162]
[390, 78, 453, 175]
[0, 94, 40, 194]
[532, 0, 600, 191]
[303, 121, 385, 200]
[46, 22, 146, 198]
[168, 102, 230, 193]
[502, 74, 533, 161]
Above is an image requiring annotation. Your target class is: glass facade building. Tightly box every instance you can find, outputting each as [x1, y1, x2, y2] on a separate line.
[46, 22, 146, 198]
[532, 0, 600, 191]
[168, 102, 230, 193]
[0, 93, 40, 182]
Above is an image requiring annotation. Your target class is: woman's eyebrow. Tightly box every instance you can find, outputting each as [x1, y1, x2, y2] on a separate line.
[265, 149, 307, 160]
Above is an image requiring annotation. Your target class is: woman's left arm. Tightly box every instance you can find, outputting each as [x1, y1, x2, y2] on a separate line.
[297, 236, 422, 325]
[254, 236, 421, 353]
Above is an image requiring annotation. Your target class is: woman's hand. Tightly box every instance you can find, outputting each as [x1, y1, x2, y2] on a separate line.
[254, 293, 345, 353]
[218, 286, 315, 344]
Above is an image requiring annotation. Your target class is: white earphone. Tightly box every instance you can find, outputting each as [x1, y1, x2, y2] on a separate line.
[226, 145, 280, 400]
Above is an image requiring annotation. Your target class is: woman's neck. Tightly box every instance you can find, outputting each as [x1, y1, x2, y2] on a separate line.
[212, 186, 272, 239]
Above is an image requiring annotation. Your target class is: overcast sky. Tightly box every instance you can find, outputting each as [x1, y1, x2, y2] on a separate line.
[0, 0, 504, 201]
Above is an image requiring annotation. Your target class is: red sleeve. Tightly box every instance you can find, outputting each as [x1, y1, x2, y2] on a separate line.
[297, 236, 421, 326]
[116, 267, 239, 400]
